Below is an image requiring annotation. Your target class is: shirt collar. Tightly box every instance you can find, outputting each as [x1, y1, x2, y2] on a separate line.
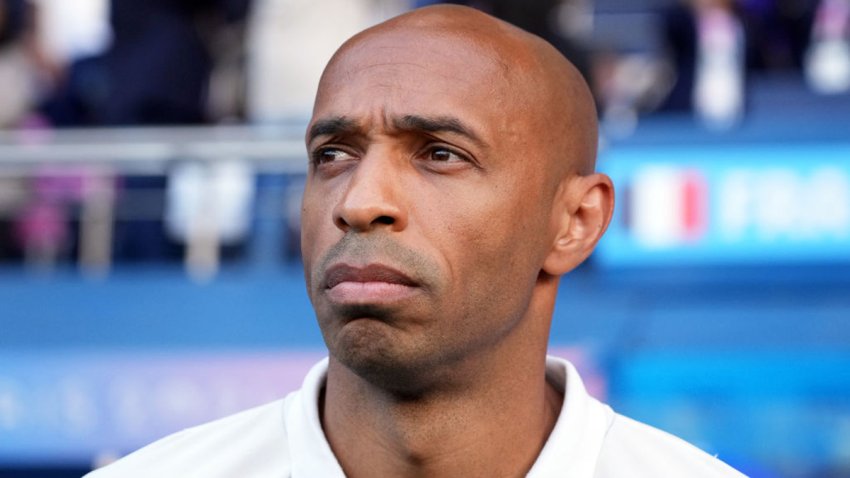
[527, 356, 614, 477]
[286, 356, 613, 478]
[286, 357, 346, 477]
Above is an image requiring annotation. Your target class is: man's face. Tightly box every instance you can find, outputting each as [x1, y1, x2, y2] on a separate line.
[302, 30, 558, 389]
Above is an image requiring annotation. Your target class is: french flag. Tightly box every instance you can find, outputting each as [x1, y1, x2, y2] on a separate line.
[626, 166, 708, 248]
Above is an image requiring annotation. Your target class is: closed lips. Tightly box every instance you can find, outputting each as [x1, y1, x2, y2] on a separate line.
[324, 264, 418, 289]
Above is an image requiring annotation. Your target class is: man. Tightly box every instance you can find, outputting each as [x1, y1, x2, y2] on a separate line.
[88, 5, 744, 477]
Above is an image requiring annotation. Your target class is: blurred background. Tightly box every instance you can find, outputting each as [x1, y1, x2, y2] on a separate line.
[0, 0, 848, 476]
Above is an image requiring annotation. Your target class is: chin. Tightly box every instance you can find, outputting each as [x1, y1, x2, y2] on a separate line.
[329, 320, 440, 397]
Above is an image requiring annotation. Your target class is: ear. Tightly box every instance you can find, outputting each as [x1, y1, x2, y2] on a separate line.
[542, 173, 614, 276]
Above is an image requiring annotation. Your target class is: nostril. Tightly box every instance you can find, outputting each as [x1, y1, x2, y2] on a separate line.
[374, 216, 394, 225]
[334, 216, 349, 230]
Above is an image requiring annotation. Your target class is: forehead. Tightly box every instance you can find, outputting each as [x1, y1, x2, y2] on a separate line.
[312, 30, 518, 135]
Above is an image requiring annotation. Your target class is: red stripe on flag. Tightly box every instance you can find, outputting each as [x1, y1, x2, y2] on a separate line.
[682, 171, 707, 241]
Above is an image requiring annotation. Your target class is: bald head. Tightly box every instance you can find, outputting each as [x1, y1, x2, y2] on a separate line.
[314, 4, 598, 178]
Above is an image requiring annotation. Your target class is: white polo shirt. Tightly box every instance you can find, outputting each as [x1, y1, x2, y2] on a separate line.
[86, 357, 745, 477]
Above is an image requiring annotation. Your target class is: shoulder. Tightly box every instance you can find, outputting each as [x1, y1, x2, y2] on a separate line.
[85, 398, 292, 478]
[594, 413, 746, 478]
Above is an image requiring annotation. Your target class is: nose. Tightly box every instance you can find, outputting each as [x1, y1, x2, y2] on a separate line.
[332, 155, 407, 233]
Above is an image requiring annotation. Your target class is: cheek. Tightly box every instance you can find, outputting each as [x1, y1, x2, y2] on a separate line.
[300, 194, 317, 256]
[425, 202, 540, 351]
[300, 185, 336, 279]
[453, 176, 547, 247]
[426, 179, 546, 289]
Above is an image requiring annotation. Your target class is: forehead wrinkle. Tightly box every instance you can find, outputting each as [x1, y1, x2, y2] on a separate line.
[392, 114, 487, 149]
[349, 60, 432, 75]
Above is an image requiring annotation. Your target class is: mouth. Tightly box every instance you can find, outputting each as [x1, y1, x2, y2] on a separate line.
[324, 263, 420, 304]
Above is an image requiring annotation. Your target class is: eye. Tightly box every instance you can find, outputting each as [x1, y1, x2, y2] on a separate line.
[427, 146, 468, 163]
[311, 147, 353, 165]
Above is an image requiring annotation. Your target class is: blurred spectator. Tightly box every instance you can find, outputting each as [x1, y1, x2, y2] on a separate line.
[12, 169, 90, 267]
[30, 0, 111, 74]
[805, 0, 850, 94]
[41, 0, 251, 127]
[0, 0, 44, 127]
[741, 0, 815, 72]
[246, 0, 404, 122]
[206, 0, 252, 122]
[34, 0, 113, 126]
[660, 0, 747, 129]
[101, 0, 249, 125]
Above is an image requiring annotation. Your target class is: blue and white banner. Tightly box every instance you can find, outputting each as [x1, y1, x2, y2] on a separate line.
[596, 143, 850, 266]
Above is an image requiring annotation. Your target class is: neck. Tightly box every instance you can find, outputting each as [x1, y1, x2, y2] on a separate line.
[321, 281, 563, 477]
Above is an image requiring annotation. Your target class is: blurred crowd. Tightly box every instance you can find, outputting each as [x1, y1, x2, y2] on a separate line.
[0, 0, 847, 129]
[0, 0, 409, 128]
[0, 0, 848, 270]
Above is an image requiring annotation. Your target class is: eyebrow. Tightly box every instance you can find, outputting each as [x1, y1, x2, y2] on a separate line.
[307, 116, 359, 144]
[307, 114, 485, 148]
